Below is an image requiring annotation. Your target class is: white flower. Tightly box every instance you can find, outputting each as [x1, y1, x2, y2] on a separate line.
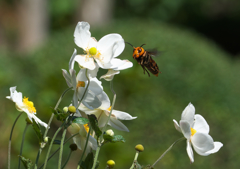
[78, 92, 137, 132]
[62, 49, 103, 110]
[74, 21, 132, 70]
[173, 103, 223, 163]
[68, 123, 97, 155]
[6, 86, 48, 128]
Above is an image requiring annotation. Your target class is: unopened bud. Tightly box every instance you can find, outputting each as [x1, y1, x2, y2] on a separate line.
[107, 160, 115, 168]
[69, 143, 78, 151]
[135, 144, 144, 152]
[106, 129, 114, 137]
[44, 137, 49, 143]
[68, 106, 76, 114]
[63, 107, 68, 113]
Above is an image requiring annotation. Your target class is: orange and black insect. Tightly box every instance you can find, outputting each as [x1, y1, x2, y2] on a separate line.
[126, 42, 161, 77]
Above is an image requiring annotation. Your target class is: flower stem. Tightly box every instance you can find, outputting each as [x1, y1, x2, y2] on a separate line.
[61, 150, 72, 169]
[77, 69, 90, 108]
[77, 125, 92, 169]
[150, 137, 185, 168]
[38, 133, 78, 169]
[129, 151, 140, 169]
[18, 123, 30, 169]
[34, 87, 72, 169]
[58, 128, 67, 169]
[92, 79, 116, 169]
[8, 112, 23, 169]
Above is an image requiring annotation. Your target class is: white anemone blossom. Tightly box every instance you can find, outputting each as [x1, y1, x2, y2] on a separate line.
[62, 49, 103, 110]
[6, 86, 48, 128]
[68, 123, 97, 155]
[78, 92, 137, 132]
[74, 21, 133, 71]
[173, 103, 223, 163]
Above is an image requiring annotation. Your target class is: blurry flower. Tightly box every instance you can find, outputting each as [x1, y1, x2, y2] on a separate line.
[62, 49, 103, 110]
[6, 86, 48, 128]
[68, 123, 97, 155]
[173, 103, 223, 163]
[74, 21, 132, 70]
[79, 92, 136, 132]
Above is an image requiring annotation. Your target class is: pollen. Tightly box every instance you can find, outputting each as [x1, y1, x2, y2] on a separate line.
[77, 81, 85, 88]
[84, 124, 89, 133]
[23, 97, 36, 114]
[191, 128, 197, 136]
[107, 106, 112, 112]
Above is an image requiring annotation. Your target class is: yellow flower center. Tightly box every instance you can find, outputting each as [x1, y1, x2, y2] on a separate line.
[107, 106, 112, 112]
[23, 97, 36, 114]
[89, 47, 97, 56]
[87, 47, 102, 59]
[191, 128, 197, 136]
[84, 124, 89, 133]
[77, 81, 85, 88]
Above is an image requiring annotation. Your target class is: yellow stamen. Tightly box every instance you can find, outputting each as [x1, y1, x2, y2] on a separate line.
[84, 124, 89, 133]
[107, 106, 112, 112]
[191, 128, 197, 136]
[89, 47, 97, 56]
[77, 81, 85, 88]
[23, 97, 36, 114]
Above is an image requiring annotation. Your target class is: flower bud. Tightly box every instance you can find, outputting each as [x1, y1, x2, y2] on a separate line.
[135, 144, 144, 152]
[106, 129, 114, 137]
[69, 143, 78, 151]
[107, 160, 115, 168]
[63, 107, 68, 113]
[44, 137, 49, 143]
[68, 106, 76, 114]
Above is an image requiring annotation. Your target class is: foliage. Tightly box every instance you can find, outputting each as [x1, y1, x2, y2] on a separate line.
[1, 19, 240, 168]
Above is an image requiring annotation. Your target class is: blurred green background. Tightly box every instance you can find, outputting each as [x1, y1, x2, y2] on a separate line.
[1, 0, 240, 169]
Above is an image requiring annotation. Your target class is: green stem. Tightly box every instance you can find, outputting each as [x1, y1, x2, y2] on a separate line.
[77, 126, 92, 169]
[8, 112, 23, 169]
[129, 151, 140, 169]
[150, 137, 185, 168]
[18, 123, 30, 169]
[61, 150, 72, 169]
[92, 79, 116, 169]
[42, 124, 65, 169]
[38, 133, 78, 169]
[58, 128, 67, 169]
[34, 87, 72, 169]
[77, 69, 90, 108]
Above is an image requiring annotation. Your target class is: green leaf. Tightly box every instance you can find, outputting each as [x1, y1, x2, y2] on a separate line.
[111, 135, 126, 143]
[19, 156, 33, 169]
[88, 115, 102, 138]
[72, 117, 89, 125]
[80, 152, 94, 169]
[32, 118, 44, 143]
[51, 107, 69, 121]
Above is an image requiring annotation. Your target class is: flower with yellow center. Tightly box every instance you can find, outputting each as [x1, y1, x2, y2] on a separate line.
[68, 123, 97, 155]
[74, 21, 132, 71]
[173, 103, 223, 163]
[6, 86, 48, 128]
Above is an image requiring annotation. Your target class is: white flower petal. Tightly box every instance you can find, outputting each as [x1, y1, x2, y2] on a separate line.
[62, 69, 72, 87]
[181, 103, 195, 126]
[88, 78, 103, 95]
[191, 132, 215, 156]
[186, 140, 194, 163]
[112, 59, 133, 70]
[205, 142, 223, 154]
[98, 91, 111, 110]
[69, 49, 77, 70]
[108, 118, 129, 132]
[180, 120, 191, 140]
[173, 119, 182, 133]
[88, 135, 98, 150]
[81, 90, 101, 110]
[74, 55, 96, 70]
[193, 114, 209, 134]
[100, 69, 120, 81]
[74, 22, 91, 49]
[112, 110, 137, 120]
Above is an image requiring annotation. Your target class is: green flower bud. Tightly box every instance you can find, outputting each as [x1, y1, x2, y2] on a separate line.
[63, 106, 68, 113]
[68, 106, 76, 114]
[107, 160, 115, 168]
[44, 137, 49, 143]
[135, 144, 144, 152]
[106, 129, 114, 137]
